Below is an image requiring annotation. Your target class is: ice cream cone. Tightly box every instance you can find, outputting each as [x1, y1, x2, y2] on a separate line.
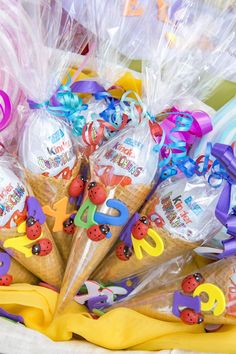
[26, 160, 82, 262]
[112, 257, 236, 325]
[18, 111, 84, 263]
[57, 122, 160, 313]
[0, 249, 38, 285]
[0, 164, 64, 288]
[93, 173, 222, 283]
[0, 221, 64, 288]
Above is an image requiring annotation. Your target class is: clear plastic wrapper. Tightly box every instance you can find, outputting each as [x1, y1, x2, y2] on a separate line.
[93, 173, 223, 283]
[90, 0, 236, 285]
[0, 0, 91, 262]
[0, 152, 64, 287]
[57, 120, 161, 312]
[74, 253, 194, 312]
[0, 248, 38, 285]
[67, 0, 153, 155]
[112, 256, 236, 325]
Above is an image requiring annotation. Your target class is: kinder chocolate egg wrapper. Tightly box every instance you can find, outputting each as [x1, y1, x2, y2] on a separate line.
[0, 167, 28, 228]
[92, 122, 158, 186]
[18, 110, 76, 178]
[150, 173, 222, 243]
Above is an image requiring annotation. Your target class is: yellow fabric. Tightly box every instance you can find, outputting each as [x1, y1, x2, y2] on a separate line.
[0, 283, 235, 352]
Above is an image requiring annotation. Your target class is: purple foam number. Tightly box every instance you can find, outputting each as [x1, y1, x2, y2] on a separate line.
[87, 295, 109, 312]
[172, 291, 201, 318]
[113, 276, 139, 301]
[119, 212, 140, 248]
[0, 307, 24, 324]
[0, 252, 11, 276]
[27, 197, 46, 225]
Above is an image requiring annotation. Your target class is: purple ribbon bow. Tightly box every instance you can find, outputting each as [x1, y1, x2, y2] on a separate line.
[212, 143, 236, 257]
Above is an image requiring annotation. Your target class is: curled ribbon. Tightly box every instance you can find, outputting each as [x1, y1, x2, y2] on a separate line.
[0, 90, 12, 132]
[159, 108, 212, 178]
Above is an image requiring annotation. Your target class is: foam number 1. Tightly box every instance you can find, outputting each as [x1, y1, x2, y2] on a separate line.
[132, 228, 164, 260]
[193, 283, 226, 316]
[0, 252, 11, 276]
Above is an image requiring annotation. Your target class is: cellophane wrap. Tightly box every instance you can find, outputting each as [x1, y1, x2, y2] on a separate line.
[113, 256, 236, 325]
[0, 0, 91, 261]
[94, 173, 223, 283]
[57, 120, 160, 312]
[90, 0, 235, 289]
[0, 153, 64, 287]
[0, 248, 38, 285]
[67, 0, 153, 155]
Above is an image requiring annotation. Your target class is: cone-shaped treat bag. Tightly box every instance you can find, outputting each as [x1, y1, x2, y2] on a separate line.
[92, 0, 236, 283]
[112, 256, 236, 325]
[0, 1, 91, 262]
[0, 153, 64, 287]
[0, 249, 38, 285]
[93, 172, 223, 283]
[57, 119, 160, 312]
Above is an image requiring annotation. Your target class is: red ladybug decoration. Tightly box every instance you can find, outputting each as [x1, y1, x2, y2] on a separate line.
[63, 217, 75, 235]
[88, 182, 107, 205]
[131, 216, 149, 240]
[116, 241, 132, 261]
[69, 175, 86, 197]
[26, 216, 42, 240]
[180, 308, 204, 325]
[87, 224, 110, 242]
[0, 274, 13, 286]
[181, 273, 204, 293]
[32, 238, 52, 256]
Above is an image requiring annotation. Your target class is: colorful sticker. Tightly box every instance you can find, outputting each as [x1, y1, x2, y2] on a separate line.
[0, 168, 28, 228]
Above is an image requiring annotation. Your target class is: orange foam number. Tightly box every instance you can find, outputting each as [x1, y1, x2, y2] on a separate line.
[157, 0, 169, 22]
[123, 0, 143, 16]
[43, 197, 72, 232]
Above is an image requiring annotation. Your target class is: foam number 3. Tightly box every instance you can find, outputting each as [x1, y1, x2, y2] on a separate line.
[3, 234, 43, 258]
[0, 252, 11, 276]
[193, 283, 226, 316]
[132, 228, 164, 260]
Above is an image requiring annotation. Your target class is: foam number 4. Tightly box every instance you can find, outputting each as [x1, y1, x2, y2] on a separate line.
[43, 197, 72, 232]
[94, 199, 129, 227]
[0, 252, 11, 276]
[193, 283, 226, 316]
[74, 199, 97, 229]
[123, 0, 143, 16]
[132, 228, 164, 260]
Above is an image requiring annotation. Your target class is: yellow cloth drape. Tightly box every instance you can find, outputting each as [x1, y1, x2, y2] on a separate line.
[0, 283, 236, 353]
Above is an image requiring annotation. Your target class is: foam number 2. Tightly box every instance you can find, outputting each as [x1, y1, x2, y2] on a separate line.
[193, 283, 226, 316]
[132, 228, 164, 260]
[0, 252, 11, 276]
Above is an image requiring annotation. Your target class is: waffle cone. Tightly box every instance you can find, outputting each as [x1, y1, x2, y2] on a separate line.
[0, 221, 64, 288]
[7, 255, 38, 284]
[93, 197, 199, 283]
[113, 257, 236, 325]
[57, 183, 151, 313]
[26, 161, 81, 262]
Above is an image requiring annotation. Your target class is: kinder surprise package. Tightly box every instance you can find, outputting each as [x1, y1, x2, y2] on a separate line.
[0, 1, 91, 262]
[1, 0, 236, 352]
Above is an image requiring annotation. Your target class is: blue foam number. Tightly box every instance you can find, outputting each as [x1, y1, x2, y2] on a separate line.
[94, 199, 129, 226]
